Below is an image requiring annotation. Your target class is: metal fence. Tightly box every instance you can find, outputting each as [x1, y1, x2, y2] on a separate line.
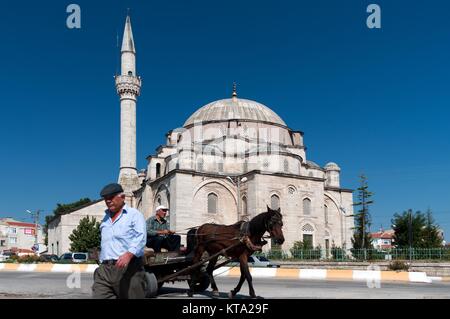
[258, 248, 450, 261]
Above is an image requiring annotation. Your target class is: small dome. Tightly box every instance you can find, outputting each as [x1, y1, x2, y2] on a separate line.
[184, 98, 287, 127]
[325, 162, 340, 171]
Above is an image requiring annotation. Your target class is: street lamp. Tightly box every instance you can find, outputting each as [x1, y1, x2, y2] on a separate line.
[342, 208, 355, 254]
[226, 176, 248, 220]
[26, 210, 40, 252]
[339, 206, 348, 249]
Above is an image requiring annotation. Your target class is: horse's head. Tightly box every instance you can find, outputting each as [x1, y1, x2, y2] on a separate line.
[266, 205, 285, 245]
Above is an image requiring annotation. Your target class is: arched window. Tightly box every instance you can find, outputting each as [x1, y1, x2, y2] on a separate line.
[271, 194, 280, 210]
[128, 71, 133, 76]
[303, 198, 311, 215]
[218, 160, 224, 173]
[156, 163, 161, 178]
[324, 205, 329, 225]
[284, 159, 289, 173]
[243, 160, 248, 173]
[207, 193, 218, 214]
[242, 196, 248, 215]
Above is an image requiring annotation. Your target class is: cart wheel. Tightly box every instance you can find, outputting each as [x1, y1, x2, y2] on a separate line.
[144, 272, 158, 298]
[192, 273, 210, 293]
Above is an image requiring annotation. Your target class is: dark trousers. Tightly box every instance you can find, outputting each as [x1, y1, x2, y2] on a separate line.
[146, 234, 181, 252]
[92, 257, 146, 299]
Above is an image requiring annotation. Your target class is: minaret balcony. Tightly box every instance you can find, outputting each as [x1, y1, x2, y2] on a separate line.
[115, 75, 142, 96]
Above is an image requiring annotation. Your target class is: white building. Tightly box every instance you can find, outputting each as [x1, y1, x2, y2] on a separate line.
[47, 200, 106, 256]
[48, 15, 355, 254]
[370, 229, 395, 250]
[0, 218, 45, 254]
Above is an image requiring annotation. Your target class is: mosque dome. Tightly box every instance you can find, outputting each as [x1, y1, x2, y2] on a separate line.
[183, 97, 287, 127]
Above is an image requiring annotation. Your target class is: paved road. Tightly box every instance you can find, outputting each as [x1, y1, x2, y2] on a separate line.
[0, 272, 449, 299]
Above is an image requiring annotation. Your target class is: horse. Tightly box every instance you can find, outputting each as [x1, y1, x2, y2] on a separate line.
[188, 206, 285, 298]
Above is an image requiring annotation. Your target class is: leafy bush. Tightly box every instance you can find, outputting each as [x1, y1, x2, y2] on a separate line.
[331, 246, 346, 260]
[388, 260, 410, 271]
[290, 241, 322, 260]
[266, 248, 284, 260]
[6, 255, 41, 263]
[350, 249, 387, 261]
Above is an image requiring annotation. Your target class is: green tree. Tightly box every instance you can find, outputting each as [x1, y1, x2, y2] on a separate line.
[43, 198, 92, 246]
[68, 216, 100, 252]
[392, 209, 442, 248]
[392, 209, 426, 248]
[53, 198, 92, 216]
[423, 209, 443, 248]
[351, 174, 373, 249]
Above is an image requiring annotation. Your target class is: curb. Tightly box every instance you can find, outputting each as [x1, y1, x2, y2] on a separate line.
[213, 267, 432, 283]
[0, 263, 98, 273]
[429, 276, 450, 282]
[0, 263, 436, 283]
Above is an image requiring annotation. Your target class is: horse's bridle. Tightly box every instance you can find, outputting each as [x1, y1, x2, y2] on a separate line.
[265, 213, 283, 233]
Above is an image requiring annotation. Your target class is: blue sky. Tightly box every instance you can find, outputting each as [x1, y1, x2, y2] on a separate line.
[1, 0, 449, 241]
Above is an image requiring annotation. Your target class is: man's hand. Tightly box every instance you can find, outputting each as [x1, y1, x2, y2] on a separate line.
[159, 229, 174, 235]
[116, 251, 134, 268]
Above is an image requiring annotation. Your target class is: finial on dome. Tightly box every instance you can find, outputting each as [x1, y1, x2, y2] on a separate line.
[232, 82, 237, 100]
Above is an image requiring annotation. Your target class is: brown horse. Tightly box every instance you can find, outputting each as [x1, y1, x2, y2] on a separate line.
[189, 206, 284, 298]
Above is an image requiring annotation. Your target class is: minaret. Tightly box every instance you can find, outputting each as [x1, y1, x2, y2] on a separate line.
[115, 15, 141, 203]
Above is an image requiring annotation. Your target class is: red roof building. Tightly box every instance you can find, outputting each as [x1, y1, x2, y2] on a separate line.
[370, 229, 395, 250]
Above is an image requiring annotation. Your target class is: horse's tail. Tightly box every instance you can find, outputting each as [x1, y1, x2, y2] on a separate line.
[186, 227, 198, 255]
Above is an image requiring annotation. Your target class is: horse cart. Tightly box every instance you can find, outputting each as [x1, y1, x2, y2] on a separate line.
[141, 229, 253, 298]
[142, 243, 210, 297]
[142, 228, 233, 298]
[142, 207, 285, 298]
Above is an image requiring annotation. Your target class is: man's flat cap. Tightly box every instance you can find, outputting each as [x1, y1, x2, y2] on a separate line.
[100, 183, 124, 197]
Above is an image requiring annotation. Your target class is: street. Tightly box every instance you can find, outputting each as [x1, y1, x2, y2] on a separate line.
[0, 272, 449, 299]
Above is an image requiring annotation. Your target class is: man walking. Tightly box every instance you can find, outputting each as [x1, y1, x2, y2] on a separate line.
[92, 183, 147, 299]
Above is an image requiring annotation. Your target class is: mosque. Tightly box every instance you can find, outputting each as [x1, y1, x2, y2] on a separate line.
[47, 16, 354, 256]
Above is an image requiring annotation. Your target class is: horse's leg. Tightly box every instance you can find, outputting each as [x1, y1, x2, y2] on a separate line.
[206, 256, 219, 296]
[236, 254, 256, 298]
[241, 254, 257, 298]
[229, 255, 248, 298]
[188, 245, 205, 297]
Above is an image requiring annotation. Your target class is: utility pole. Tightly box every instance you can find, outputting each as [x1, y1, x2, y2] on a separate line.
[408, 210, 413, 263]
[26, 210, 42, 252]
[362, 190, 366, 260]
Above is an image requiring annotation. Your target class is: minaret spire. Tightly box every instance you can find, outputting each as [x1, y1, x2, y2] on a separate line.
[121, 14, 135, 54]
[115, 13, 142, 204]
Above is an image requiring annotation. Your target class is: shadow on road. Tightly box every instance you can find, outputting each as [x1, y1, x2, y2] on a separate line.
[157, 286, 264, 299]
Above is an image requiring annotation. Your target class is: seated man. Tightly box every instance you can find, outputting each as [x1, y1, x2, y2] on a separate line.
[146, 205, 181, 253]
